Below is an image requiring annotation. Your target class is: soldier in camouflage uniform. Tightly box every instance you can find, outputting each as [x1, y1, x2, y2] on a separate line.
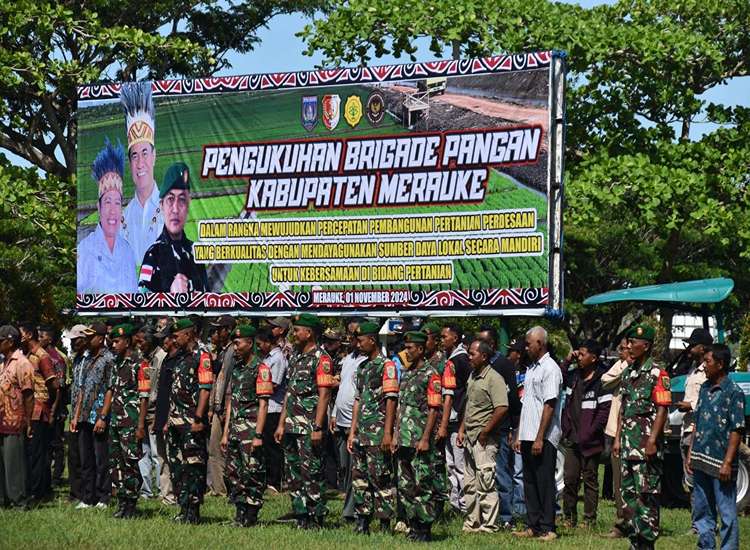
[166, 317, 214, 524]
[613, 324, 671, 550]
[220, 324, 274, 527]
[421, 322, 457, 519]
[395, 331, 443, 542]
[274, 313, 334, 529]
[347, 321, 399, 535]
[98, 324, 145, 519]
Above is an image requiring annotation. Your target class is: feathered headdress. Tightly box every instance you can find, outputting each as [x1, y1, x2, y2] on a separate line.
[120, 81, 155, 150]
[92, 138, 125, 198]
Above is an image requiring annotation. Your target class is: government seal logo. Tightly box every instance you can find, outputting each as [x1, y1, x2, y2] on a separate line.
[344, 94, 363, 128]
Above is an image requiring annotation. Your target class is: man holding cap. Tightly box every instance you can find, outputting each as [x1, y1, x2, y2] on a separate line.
[97, 324, 144, 519]
[676, 328, 713, 497]
[207, 315, 237, 497]
[274, 313, 334, 529]
[166, 318, 214, 524]
[613, 324, 671, 550]
[0, 325, 35, 508]
[220, 324, 273, 527]
[139, 162, 208, 293]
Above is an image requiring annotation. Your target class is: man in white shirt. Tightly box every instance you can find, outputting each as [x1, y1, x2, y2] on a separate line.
[119, 81, 164, 265]
[512, 326, 562, 542]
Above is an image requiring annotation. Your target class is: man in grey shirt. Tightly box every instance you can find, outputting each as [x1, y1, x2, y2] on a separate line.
[332, 319, 366, 521]
[257, 325, 288, 492]
[512, 326, 562, 542]
[206, 315, 236, 497]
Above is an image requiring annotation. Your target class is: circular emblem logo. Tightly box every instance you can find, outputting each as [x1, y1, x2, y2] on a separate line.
[636, 327, 643, 336]
[344, 95, 363, 127]
[261, 369, 270, 381]
[366, 90, 385, 126]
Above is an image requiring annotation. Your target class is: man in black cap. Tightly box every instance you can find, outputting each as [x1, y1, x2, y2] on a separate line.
[675, 328, 713, 512]
[138, 162, 208, 293]
[207, 315, 237, 497]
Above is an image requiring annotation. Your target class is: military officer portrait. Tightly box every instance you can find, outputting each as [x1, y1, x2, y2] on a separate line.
[119, 81, 164, 264]
[77, 138, 138, 294]
[138, 162, 208, 293]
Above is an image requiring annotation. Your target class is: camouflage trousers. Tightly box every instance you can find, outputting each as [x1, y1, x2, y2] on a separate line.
[397, 446, 437, 523]
[225, 419, 266, 507]
[109, 423, 141, 501]
[351, 443, 396, 519]
[621, 458, 662, 546]
[284, 433, 327, 518]
[432, 438, 449, 503]
[167, 424, 208, 506]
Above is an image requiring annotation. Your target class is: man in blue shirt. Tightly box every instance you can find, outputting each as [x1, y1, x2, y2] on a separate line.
[688, 344, 744, 550]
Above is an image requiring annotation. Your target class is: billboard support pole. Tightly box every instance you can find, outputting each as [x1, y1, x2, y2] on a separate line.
[547, 52, 567, 318]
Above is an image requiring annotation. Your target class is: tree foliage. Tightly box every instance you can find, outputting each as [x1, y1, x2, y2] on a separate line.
[301, 0, 750, 347]
[0, 0, 323, 323]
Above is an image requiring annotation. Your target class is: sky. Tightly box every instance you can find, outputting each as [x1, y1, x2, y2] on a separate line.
[5, 0, 748, 169]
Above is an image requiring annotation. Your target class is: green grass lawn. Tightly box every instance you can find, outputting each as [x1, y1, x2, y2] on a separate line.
[2, 486, 747, 549]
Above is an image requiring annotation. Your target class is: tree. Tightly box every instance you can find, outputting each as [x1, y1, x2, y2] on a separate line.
[0, 0, 323, 323]
[300, 0, 750, 348]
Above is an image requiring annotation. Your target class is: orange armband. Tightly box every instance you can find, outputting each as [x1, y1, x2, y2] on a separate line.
[426, 373, 442, 408]
[382, 360, 399, 394]
[256, 362, 274, 396]
[651, 369, 672, 406]
[316, 355, 334, 388]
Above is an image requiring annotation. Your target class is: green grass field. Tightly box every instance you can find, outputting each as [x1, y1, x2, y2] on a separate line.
[2, 486, 747, 549]
[77, 87, 550, 294]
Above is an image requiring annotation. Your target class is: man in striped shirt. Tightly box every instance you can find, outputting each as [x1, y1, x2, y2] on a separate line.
[512, 326, 562, 542]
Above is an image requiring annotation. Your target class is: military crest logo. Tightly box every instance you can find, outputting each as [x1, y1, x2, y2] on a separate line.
[344, 95, 363, 127]
[322, 94, 340, 131]
[301, 96, 318, 131]
[261, 369, 270, 382]
[366, 90, 386, 126]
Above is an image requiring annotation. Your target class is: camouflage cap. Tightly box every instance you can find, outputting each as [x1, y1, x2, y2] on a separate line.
[404, 331, 428, 344]
[628, 323, 655, 342]
[233, 324, 256, 339]
[159, 162, 191, 199]
[109, 323, 135, 339]
[421, 321, 441, 336]
[173, 317, 195, 332]
[357, 321, 380, 336]
[293, 313, 322, 329]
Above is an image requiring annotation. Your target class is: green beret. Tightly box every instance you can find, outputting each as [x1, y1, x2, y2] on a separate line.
[174, 317, 195, 332]
[159, 162, 191, 199]
[628, 323, 655, 342]
[109, 323, 135, 339]
[404, 331, 427, 344]
[421, 322, 441, 336]
[293, 313, 322, 329]
[233, 324, 256, 339]
[357, 321, 380, 336]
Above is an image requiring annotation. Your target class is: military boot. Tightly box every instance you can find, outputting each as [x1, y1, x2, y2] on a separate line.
[354, 515, 371, 534]
[233, 504, 245, 527]
[122, 499, 137, 519]
[112, 499, 127, 519]
[173, 503, 187, 523]
[295, 514, 310, 530]
[185, 503, 201, 524]
[243, 504, 260, 527]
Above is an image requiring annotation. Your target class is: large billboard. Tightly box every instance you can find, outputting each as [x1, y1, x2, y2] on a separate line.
[76, 51, 565, 316]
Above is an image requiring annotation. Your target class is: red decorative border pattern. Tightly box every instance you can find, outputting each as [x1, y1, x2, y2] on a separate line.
[76, 288, 549, 314]
[78, 52, 553, 100]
